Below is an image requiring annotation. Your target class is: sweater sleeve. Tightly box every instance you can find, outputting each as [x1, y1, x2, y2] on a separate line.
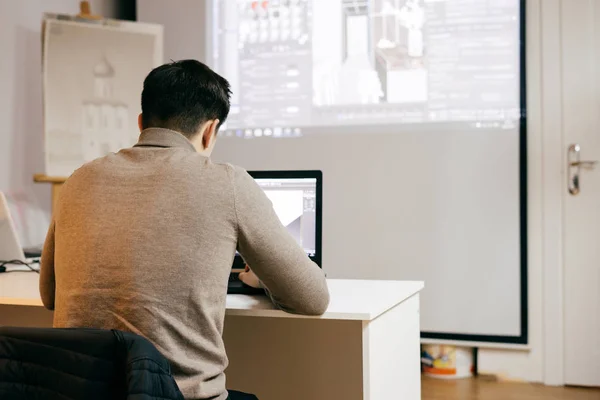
[231, 166, 330, 315]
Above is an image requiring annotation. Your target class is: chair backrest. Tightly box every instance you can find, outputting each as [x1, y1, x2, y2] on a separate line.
[0, 327, 184, 400]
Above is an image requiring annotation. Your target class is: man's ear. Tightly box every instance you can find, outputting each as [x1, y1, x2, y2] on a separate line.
[202, 119, 220, 149]
[138, 114, 144, 132]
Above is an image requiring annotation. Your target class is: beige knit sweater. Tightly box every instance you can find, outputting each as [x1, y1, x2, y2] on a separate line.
[40, 128, 330, 400]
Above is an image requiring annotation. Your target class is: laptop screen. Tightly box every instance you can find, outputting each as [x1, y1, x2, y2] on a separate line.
[0, 193, 26, 262]
[254, 177, 317, 257]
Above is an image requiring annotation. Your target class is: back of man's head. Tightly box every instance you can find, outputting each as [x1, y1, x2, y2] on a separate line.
[141, 60, 231, 140]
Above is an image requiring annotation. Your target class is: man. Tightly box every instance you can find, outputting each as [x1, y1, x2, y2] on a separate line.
[40, 60, 330, 400]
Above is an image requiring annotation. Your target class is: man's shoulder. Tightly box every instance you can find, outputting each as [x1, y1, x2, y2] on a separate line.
[208, 161, 249, 182]
[205, 163, 259, 201]
[207, 160, 235, 173]
[64, 154, 249, 188]
[67, 152, 127, 183]
[64, 156, 108, 183]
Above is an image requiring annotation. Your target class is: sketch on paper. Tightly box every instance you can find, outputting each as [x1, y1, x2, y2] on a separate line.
[42, 15, 163, 177]
[82, 55, 130, 161]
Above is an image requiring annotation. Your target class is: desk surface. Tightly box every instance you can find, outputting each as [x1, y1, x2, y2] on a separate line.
[0, 272, 423, 321]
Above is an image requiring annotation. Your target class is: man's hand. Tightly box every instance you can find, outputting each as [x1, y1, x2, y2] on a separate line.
[238, 265, 261, 288]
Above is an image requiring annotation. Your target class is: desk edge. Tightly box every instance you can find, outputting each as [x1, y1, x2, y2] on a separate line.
[0, 298, 45, 307]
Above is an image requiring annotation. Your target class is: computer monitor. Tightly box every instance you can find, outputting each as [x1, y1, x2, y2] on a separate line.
[233, 170, 322, 268]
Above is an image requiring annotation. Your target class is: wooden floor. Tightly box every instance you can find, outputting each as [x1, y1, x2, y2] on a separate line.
[422, 377, 600, 400]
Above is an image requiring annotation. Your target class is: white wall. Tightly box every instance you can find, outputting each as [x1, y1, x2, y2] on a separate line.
[0, 0, 120, 246]
[136, 0, 207, 63]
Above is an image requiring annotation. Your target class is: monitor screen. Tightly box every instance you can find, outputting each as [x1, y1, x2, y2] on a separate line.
[254, 177, 317, 256]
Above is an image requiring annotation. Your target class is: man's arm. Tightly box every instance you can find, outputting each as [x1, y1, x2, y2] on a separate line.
[39, 219, 56, 310]
[231, 166, 330, 315]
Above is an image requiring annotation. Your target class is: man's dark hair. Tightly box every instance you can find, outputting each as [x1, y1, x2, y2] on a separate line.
[141, 60, 231, 138]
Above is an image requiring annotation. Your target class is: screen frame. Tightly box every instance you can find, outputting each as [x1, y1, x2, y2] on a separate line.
[208, 0, 527, 345]
[232, 170, 323, 269]
[420, 0, 528, 345]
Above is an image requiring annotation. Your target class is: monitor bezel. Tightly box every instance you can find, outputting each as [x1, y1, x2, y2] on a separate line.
[233, 170, 323, 269]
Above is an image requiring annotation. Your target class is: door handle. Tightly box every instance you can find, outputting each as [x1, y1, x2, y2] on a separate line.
[569, 160, 598, 168]
[568, 144, 597, 195]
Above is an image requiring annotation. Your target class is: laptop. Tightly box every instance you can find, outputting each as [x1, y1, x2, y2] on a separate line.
[227, 170, 323, 294]
[0, 192, 40, 272]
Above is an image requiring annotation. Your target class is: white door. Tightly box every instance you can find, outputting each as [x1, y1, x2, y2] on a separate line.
[561, 0, 600, 387]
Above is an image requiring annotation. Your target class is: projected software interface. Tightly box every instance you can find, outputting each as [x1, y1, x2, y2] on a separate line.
[255, 177, 317, 256]
[212, 0, 522, 136]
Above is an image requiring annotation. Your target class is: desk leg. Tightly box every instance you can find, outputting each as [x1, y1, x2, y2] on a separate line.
[362, 294, 421, 400]
[224, 317, 364, 400]
[224, 296, 421, 400]
[0, 305, 53, 327]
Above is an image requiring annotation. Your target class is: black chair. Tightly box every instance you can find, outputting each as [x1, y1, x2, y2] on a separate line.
[0, 327, 184, 400]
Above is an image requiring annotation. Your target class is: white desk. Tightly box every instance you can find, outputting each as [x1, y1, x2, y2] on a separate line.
[0, 272, 423, 400]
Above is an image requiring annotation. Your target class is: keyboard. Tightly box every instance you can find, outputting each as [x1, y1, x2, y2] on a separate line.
[227, 271, 264, 295]
[228, 272, 241, 282]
